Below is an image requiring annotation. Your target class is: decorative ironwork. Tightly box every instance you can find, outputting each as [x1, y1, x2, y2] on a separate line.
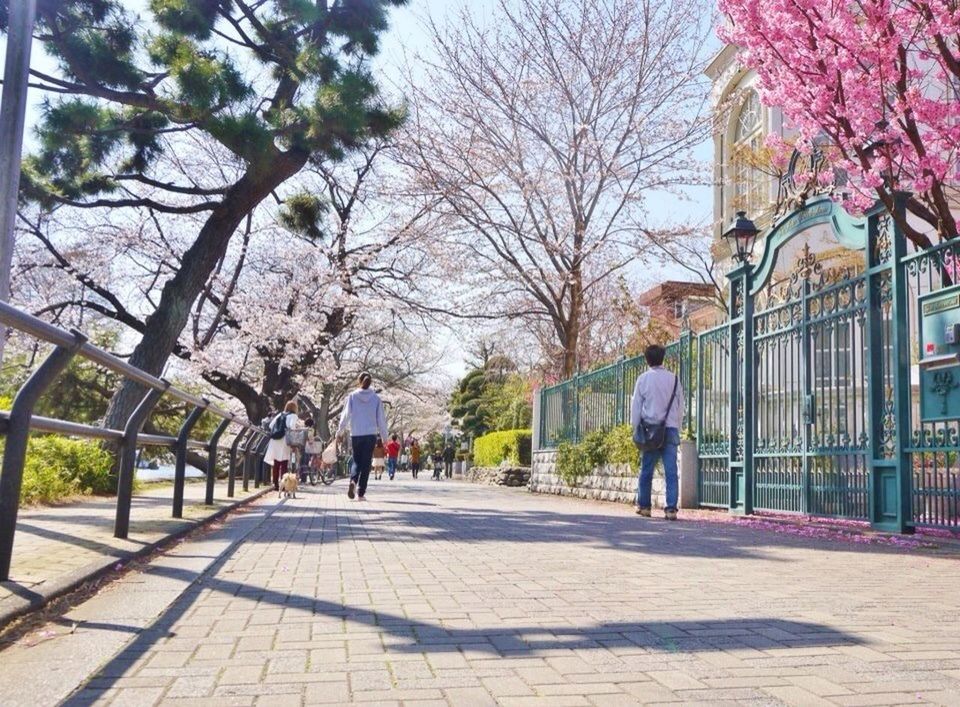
[874, 214, 893, 265]
[731, 278, 743, 318]
[775, 146, 833, 219]
[880, 391, 897, 458]
[931, 371, 959, 416]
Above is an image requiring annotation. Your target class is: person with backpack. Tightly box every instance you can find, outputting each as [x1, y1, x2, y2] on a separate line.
[337, 372, 389, 501]
[265, 400, 300, 492]
[630, 344, 685, 521]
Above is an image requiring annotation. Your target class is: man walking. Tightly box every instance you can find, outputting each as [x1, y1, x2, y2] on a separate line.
[630, 344, 684, 520]
[337, 372, 389, 501]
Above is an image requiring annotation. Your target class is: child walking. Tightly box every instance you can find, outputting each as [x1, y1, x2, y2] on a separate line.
[372, 438, 386, 481]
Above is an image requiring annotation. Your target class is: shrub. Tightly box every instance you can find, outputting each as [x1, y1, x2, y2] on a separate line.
[473, 429, 532, 467]
[603, 424, 638, 467]
[581, 429, 607, 468]
[1, 435, 114, 505]
[555, 441, 592, 487]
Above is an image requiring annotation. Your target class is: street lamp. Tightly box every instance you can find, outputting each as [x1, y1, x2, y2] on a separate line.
[722, 211, 760, 264]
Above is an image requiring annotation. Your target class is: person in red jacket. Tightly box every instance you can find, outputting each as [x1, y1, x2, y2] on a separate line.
[385, 434, 401, 480]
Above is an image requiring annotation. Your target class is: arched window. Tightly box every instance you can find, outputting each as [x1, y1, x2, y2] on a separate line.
[731, 90, 764, 217]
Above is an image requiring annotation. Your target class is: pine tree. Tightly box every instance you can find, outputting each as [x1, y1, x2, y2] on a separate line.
[7, 0, 406, 429]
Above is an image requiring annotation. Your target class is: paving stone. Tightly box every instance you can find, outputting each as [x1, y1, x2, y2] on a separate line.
[7, 481, 960, 706]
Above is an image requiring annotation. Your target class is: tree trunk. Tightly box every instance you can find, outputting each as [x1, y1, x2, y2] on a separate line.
[316, 383, 333, 443]
[102, 152, 309, 436]
[559, 268, 583, 379]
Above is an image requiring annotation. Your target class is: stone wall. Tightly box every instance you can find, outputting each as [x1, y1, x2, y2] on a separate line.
[529, 450, 663, 506]
[464, 466, 531, 487]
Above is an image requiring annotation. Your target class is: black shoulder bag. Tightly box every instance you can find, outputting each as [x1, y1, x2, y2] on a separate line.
[633, 375, 679, 452]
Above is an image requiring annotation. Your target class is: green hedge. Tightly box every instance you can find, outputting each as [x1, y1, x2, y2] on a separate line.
[473, 429, 532, 467]
[1, 435, 114, 505]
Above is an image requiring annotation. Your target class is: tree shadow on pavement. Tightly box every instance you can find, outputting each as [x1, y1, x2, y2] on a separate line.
[62, 554, 863, 706]
[255, 499, 926, 561]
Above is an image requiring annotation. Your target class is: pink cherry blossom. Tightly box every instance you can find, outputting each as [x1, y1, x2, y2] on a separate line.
[718, 0, 960, 245]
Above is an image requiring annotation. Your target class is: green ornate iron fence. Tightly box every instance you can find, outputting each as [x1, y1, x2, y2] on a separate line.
[537, 195, 960, 533]
[538, 339, 696, 449]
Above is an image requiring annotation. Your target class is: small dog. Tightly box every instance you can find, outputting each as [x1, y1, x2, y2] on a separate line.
[280, 471, 299, 499]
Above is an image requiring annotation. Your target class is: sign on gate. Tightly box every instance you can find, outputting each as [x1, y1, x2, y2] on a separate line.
[919, 286, 960, 422]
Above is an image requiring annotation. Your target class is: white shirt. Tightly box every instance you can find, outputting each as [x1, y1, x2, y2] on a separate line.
[630, 367, 684, 431]
[337, 388, 389, 440]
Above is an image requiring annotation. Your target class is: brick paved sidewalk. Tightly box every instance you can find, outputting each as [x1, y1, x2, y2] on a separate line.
[0, 479, 265, 625]
[4, 479, 960, 706]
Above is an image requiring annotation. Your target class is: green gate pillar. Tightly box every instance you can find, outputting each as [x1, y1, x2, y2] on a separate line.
[866, 196, 913, 533]
[727, 263, 755, 515]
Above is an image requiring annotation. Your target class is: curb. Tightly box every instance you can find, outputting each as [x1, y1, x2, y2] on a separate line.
[0, 487, 271, 630]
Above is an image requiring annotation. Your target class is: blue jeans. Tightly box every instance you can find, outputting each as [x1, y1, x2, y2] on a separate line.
[386, 457, 397, 479]
[350, 435, 377, 497]
[637, 427, 680, 510]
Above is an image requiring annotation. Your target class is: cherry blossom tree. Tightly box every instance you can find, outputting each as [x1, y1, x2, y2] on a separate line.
[14, 139, 443, 434]
[402, 0, 715, 378]
[11, 0, 407, 434]
[718, 0, 960, 246]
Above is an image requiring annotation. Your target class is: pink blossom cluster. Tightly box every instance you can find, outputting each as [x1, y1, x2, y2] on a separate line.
[718, 0, 960, 229]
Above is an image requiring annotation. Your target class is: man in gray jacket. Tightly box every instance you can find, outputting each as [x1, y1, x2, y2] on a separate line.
[337, 372, 389, 501]
[630, 344, 684, 520]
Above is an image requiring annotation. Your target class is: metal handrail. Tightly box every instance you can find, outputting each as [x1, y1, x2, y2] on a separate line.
[0, 301, 247, 425]
[0, 300, 271, 580]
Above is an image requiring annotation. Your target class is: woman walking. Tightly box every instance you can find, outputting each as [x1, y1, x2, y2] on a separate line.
[265, 400, 300, 492]
[337, 372, 389, 501]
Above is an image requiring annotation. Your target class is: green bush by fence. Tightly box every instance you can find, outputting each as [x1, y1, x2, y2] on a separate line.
[1, 435, 115, 505]
[555, 424, 639, 487]
[473, 429, 532, 467]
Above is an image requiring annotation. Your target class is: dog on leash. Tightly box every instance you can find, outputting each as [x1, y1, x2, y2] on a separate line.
[280, 471, 299, 499]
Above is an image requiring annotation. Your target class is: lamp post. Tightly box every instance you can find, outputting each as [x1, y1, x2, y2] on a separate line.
[0, 0, 38, 362]
[721, 210, 759, 516]
[721, 211, 760, 264]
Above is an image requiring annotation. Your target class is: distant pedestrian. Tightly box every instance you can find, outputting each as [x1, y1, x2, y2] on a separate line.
[372, 438, 386, 480]
[442, 442, 455, 479]
[386, 434, 401, 480]
[337, 372, 389, 501]
[410, 440, 422, 479]
[431, 450, 443, 480]
[265, 400, 300, 492]
[630, 344, 684, 521]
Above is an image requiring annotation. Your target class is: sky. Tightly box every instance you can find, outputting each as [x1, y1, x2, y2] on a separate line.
[372, 1, 718, 379]
[2, 0, 718, 383]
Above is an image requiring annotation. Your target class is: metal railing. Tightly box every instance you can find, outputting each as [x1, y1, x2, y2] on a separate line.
[0, 300, 271, 580]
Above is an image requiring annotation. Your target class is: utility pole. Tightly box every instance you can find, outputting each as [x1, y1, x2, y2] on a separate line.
[0, 0, 37, 361]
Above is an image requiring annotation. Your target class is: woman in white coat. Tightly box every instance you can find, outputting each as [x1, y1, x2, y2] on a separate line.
[265, 400, 300, 491]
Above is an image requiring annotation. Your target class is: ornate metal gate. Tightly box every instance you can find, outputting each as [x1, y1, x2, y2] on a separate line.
[697, 196, 914, 531]
[752, 246, 870, 518]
